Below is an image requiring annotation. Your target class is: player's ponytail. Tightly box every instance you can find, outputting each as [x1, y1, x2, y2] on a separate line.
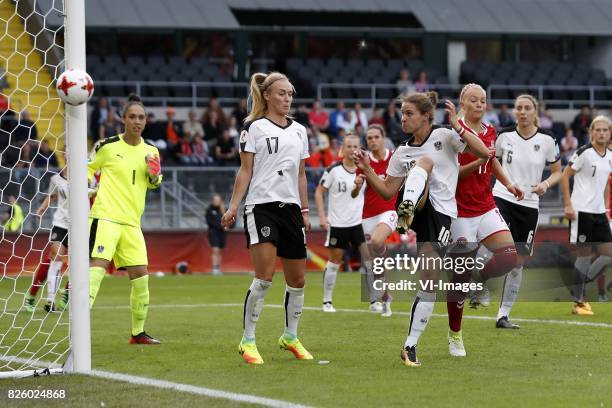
[403, 91, 438, 124]
[123, 92, 145, 117]
[245, 71, 293, 123]
[516, 94, 540, 127]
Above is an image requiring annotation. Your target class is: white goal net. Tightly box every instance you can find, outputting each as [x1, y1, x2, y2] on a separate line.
[0, 0, 89, 378]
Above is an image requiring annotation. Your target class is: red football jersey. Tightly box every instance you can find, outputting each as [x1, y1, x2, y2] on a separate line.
[456, 119, 497, 217]
[357, 149, 398, 218]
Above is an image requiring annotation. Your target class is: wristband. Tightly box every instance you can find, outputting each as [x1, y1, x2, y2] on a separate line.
[544, 180, 550, 189]
[301, 208, 310, 214]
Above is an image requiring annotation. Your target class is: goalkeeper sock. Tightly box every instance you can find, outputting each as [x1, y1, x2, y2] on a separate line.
[323, 261, 339, 303]
[130, 275, 150, 336]
[586, 255, 612, 281]
[364, 260, 382, 303]
[284, 285, 304, 337]
[571, 256, 591, 302]
[243, 278, 271, 341]
[29, 257, 50, 297]
[89, 266, 106, 307]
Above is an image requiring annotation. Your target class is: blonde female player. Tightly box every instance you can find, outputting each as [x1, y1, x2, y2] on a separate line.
[444, 84, 524, 358]
[221, 72, 312, 365]
[562, 115, 612, 316]
[353, 91, 489, 367]
[88, 93, 163, 345]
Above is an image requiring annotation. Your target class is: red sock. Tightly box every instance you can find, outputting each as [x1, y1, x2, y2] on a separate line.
[29, 257, 50, 296]
[480, 246, 518, 280]
[447, 272, 470, 332]
[597, 273, 606, 293]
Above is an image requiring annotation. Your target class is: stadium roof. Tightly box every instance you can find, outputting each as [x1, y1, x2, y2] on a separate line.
[42, 0, 612, 35]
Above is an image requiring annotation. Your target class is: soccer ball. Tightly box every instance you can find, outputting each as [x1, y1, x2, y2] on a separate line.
[56, 69, 94, 106]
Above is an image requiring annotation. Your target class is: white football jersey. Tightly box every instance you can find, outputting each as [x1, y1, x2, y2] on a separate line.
[569, 144, 612, 214]
[493, 127, 560, 209]
[320, 162, 364, 227]
[386, 125, 466, 218]
[49, 173, 69, 229]
[241, 118, 309, 206]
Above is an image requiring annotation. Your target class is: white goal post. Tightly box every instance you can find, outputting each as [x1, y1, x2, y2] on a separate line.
[0, 0, 90, 378]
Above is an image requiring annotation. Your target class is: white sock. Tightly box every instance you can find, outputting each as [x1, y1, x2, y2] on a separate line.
[323, 261, 340, 303]
[402, 166, 428, 205]
[284, 285, 304, 337]
[572, 256, 591, 302]
[242, 278, 271, 340]
[405, 290, 436, 348]
[497, 266, 523, 320]
[363, 259, 382, 303]
[46, 261, 63, 302]
[586, 256, 612, 281]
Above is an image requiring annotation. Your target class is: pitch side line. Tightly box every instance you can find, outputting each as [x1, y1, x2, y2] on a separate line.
[94, 303, 612, 328]
[0, 356, 312, 408]
[88, 370, 313, 408]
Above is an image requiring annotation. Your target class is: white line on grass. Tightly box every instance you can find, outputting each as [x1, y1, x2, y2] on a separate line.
[0, 356, 312, 408]
[87, 370, 313, 408]
[95, 303, 612, 328]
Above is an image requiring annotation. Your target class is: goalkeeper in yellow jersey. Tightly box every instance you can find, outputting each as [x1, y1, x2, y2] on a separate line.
[87, 93, 162, 344]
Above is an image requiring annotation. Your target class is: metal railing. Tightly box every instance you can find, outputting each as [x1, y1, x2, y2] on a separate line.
[96, 81, 250, 108]
[93, 80, 612, 109]
[316, 82, 612, 108]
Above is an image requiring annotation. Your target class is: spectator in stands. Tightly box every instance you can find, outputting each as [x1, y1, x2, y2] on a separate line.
[349, 102, 368, 131]
[192, 135, 214, 166]
[182, 109, 204, 142]
[396, 68, 415, 95]
[305, 130, 335, 168]
[308, 99, 329, 132]
[228, 116, 240, 141]
[571, 106, 592, 146]
[383, 99, 403, 145]
[232, 98, 248, 128]
[538, 103, 553, 130]
[163, 107, 183, 147]
[176, 137, 196, 165]
[32, 140, 59, 168]
[328, 100, 350, 139]
[2, 195, 24, 232]
[498, 104, 515, 128]
[12, 110, 37, 162]
[204, 109, 223, 146]
[89, 97, 109, 140]
[414, 70, 429, 92]
[214, 128, 238, 166]
[0, 92, 9, 113]
[560, 128, 579, 164]
[142, 112, 168, 159]
[294, 103, 310, 128]
[201, 97, 227, 129]
[369, 107, 385, 127]
[99, 109, 121, 141]
[484, 104, 500, 127]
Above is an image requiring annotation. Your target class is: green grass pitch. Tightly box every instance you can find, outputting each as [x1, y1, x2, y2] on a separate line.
[1, 273, 611, 407]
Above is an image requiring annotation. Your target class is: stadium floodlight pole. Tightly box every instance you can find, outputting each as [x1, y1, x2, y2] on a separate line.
[65, 0, 91, 373]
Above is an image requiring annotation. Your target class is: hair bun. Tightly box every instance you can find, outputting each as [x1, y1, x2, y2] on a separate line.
[127, 93, 141, 102]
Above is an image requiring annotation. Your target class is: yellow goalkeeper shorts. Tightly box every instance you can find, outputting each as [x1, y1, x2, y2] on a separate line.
[88, 218, 148, 268]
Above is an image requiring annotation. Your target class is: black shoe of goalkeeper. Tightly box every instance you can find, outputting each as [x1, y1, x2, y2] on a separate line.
[496, 316, 520, 329]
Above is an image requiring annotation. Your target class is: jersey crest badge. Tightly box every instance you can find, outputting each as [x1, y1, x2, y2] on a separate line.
[97, 245, 105, 253]
[261, 226, 271, 237]
[533, 144, 540, 152]
[434, 141, 442, 151]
